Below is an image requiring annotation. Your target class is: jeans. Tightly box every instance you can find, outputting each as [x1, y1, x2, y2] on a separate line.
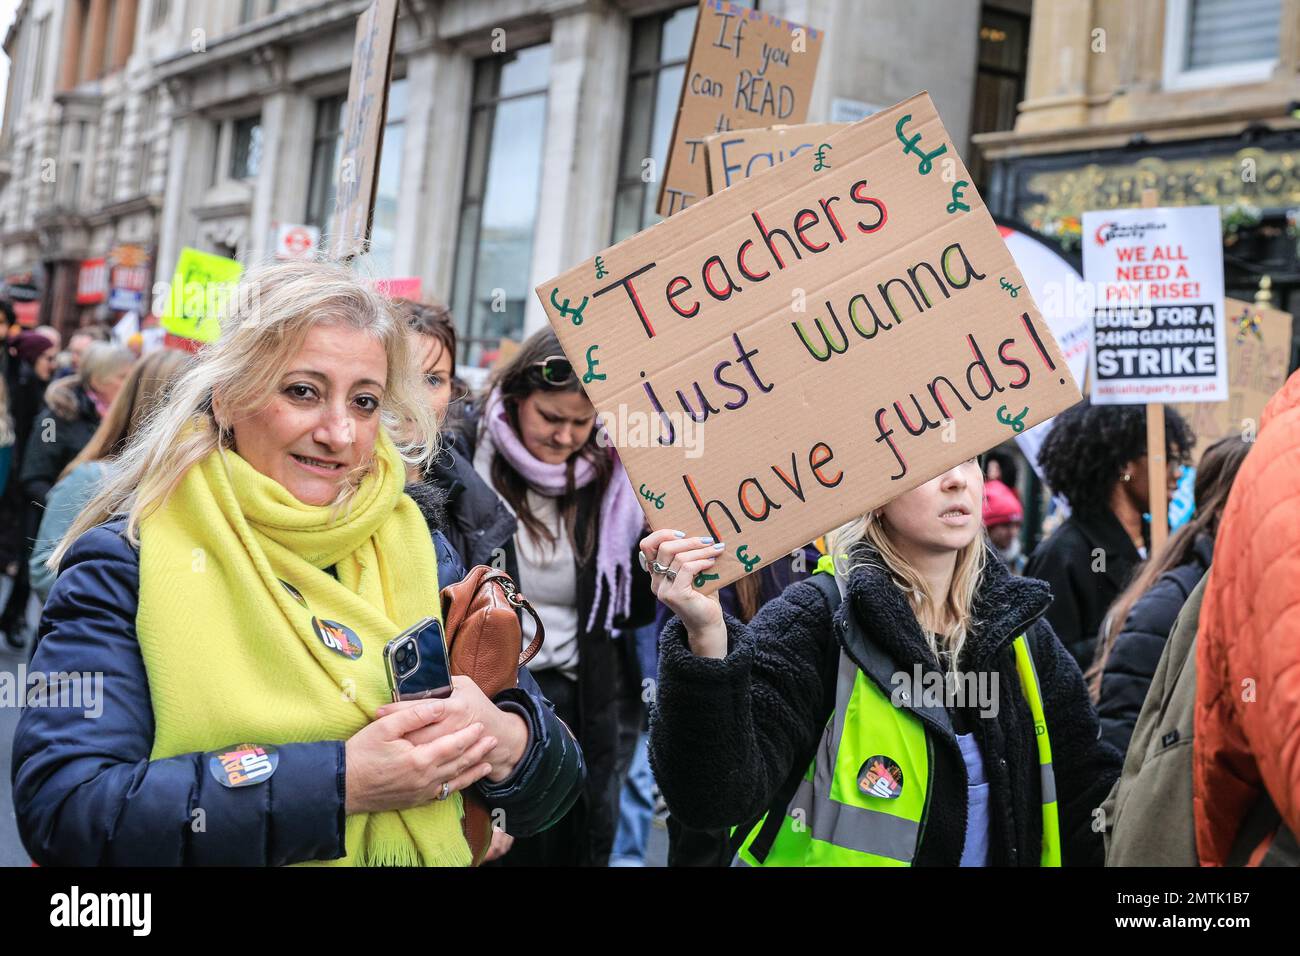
[609, 620, 661, 866]
[610, 732, 655, 866]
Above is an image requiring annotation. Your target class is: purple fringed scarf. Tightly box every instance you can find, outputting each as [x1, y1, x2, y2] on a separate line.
[484, 389, 645, 633]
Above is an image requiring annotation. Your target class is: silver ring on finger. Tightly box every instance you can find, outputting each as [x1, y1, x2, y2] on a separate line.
[665, 568, 677, 581]
[436, 781, 451, 801]
[652, 561, 671, 575]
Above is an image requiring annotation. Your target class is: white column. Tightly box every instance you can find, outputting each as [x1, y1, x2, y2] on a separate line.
[249, 90, 315, 263]
[156, 113, 214, 283]
[398, 43, 473, 295]
[524, 8, 630, 336]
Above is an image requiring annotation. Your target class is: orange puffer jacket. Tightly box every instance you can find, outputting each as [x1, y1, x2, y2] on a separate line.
[1194, 368, 1300, 865]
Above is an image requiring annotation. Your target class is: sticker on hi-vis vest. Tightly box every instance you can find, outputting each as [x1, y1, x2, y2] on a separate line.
[208, 743, 279, 788]
[312, 617, 363, 659]
[858, 755, 904, 799]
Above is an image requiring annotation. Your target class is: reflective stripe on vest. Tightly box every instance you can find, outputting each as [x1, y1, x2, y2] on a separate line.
[735, 633, 1061, 867]
[1012, 634, 1061, 866]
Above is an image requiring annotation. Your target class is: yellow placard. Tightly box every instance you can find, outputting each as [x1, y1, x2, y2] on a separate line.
[159, 248, 243, 344]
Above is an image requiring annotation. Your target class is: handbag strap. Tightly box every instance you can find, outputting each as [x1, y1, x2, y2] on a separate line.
[478, 569, 546, 667]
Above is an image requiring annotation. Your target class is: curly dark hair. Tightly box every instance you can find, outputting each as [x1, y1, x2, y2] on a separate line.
[1036, 400, 1194, 515]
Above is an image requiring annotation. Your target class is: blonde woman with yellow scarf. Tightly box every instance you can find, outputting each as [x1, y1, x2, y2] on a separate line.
[12, 260, 583, 866]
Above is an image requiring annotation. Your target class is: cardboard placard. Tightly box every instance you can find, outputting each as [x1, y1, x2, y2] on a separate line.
[1083, 205, 1228, 404]
[703, 123, 847, 194]
[537, 92, 1081, 592]
[656, 0, 824, 218]
[331, 0, 399, 259]
[1174, 297, 1293, 459]
[159, 247, 243, 344]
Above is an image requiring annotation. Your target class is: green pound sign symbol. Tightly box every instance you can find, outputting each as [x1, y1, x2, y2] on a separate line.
[736, 545, 761, 573]
[996, 404, 1029, 434]
[693, 571, 720, 588]
[583, 343, 607, 384]
[550, 287, 590, 326]
[895, 113, 948, 175]
[947, 180, 970, 214]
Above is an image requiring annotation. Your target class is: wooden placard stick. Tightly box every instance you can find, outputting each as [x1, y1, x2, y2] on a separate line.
[1140, 187, 1168, 553]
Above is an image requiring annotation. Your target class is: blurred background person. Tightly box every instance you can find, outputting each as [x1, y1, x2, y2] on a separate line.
[7, 330, 57, 460]
[397, 298, 516, 576]
[0, 375, 17, 635]
[982, 477, 1024, 572]
[0, 330, 58, 649]
[1090, 434, 1251, 757]
[1026, 401, 1194, 672]
[20, 342, 135, 508]
[29, 349, 192, 604]
[467, 327, 651, 866]
[0, 298, 16, 382]
[55, 325, 113, 380]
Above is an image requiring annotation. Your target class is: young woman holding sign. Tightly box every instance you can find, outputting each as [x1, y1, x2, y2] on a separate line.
[642, 458, 1121, 866]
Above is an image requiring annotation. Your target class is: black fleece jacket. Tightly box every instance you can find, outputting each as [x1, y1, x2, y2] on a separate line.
[649, 552, 1122, 866]
[1096, 533, 1214, 756]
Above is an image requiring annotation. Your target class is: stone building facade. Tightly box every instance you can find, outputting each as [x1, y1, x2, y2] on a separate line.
[976, 0, 1300, 370]
[3, 0, 1027, 359]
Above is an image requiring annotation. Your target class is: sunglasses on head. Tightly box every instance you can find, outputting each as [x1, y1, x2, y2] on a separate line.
[533, 355, 575, 387]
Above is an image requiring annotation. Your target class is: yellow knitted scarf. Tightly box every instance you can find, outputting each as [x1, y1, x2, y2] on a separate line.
[136, 427, 471, 867]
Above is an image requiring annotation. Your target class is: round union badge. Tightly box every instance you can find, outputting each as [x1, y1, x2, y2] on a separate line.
[311, 617, 363, 660]
[857, 755, 904, 799]
[208, 743, 279, 788]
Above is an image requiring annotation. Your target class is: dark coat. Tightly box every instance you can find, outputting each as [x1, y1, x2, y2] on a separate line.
[1025, 507, 1145, 672]
[460, 406, 654, 865]
[19, 379, 100, 505]
[658, 542, 823, 867]
[1097, 533, 1215, 757]
[8, 359, 47, 472]
[649, 552, 1122, 866]
[10, 517, 585, 866]
[422, 434, 518, 575]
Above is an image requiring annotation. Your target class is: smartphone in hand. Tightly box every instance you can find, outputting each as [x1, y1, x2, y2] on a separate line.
[383, 617, 454, 703]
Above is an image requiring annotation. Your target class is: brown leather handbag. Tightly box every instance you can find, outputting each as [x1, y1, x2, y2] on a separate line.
[439, 566, 545, 865]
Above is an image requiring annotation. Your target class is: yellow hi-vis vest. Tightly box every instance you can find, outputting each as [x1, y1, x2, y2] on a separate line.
[733, 627, 1061, 867]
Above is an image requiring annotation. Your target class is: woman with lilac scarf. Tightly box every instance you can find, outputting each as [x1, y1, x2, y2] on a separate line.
[467, 328, 652, 866]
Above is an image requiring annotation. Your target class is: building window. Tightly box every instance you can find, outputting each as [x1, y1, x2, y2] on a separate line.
[611, 5, 696, 244]
[17, 146, 32, 225]
[969, 4, 1029, 188]
[451, 45, 552, 367]
[136, 93, 157, 194]
[238, 0, 277, 25]
[30, 16, 49, 102]
[364, 78, 408, 275]
[102, 109, 124, 204]
[230, 115, 263, 180]
[305, 95, 345, 229]
[103, 0, 119, 68]
[1163, 0, 1281, 90]
[150, 0, 171, 30]
[61, 120, 89, 209]
[303, 77, 408, 272]
[77, 0, 94, 81]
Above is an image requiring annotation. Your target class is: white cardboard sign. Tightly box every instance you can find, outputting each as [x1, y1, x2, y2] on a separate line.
[1082, 205, 1227, 405]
